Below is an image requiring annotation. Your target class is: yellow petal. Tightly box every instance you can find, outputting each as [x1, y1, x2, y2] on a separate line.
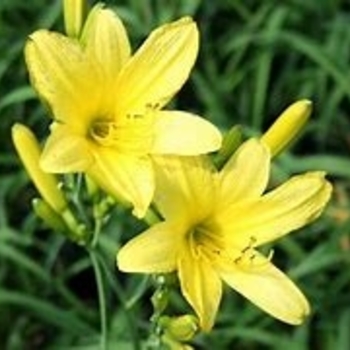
[219, 172, 332, 249]
[153, 156, 215, 222]
[114, 17, 198, 116]
[178, 244, 222, 331]
[82, 4, 131, 81]
[219, 255, 310, 325]
[88, 149, 154, 218]
[151, 111, 222, 155]
[41, 124, 94, 173]
[25, 30, 101, 131]
[117, 221, 183, 273]
[218, 139, 270, 210]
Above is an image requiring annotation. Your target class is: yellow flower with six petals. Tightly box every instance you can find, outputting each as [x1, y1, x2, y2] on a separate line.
[25, 4, 221, 217]
[117, 139, 332, 330]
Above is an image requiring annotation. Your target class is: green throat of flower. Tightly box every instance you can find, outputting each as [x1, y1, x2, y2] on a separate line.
[88, 114, 155, 153]
[187, 222, 221, 259]
[89, 118, 118, 147]
[188, 224, 273, 272]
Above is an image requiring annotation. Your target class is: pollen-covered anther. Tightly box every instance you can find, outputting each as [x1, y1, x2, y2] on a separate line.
[233, 236, 273, 271]
[145, 102, 161, 110]
[234, 246, 274, 272]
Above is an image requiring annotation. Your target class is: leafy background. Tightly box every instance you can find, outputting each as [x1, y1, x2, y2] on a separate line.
[1, 0, 350, 349]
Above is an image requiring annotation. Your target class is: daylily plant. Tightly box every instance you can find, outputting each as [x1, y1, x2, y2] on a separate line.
[118, 139, 332, 330]
[25, 4, 221, 217]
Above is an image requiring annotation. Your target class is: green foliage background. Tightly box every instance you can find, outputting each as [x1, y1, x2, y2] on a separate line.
[1, 0, 350, 349]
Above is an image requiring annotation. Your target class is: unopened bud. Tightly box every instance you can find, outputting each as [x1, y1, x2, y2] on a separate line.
[33, 199, 88, 244]
[12, 123, 67, 213]
[63, 0, 87, 38]
[261, 100, 312, 157]
[151, 288, 169, 316]
[214, 125, 242, 169]
[164, 315, 198, 342]
[33, 198, 68, 233]
[161, 334, 194, 350]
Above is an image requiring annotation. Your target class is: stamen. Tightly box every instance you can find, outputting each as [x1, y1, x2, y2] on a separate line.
[145, 102, 160, 110]
[229, 235, 273, 271]
[88, 101, 160, 149]
[266, 249, 274, 261]
[89, 116, 150, 150]
[187, 222, 220, 261]
[126, 113, 143, 119]
[188, 231, 202, 260]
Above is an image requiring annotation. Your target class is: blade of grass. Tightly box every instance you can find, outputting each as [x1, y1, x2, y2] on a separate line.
[0, 289, 95, 335]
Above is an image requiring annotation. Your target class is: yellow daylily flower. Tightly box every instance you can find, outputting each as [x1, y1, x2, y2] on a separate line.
[117, 139, 332, 330]
[25, 4, 222, 218]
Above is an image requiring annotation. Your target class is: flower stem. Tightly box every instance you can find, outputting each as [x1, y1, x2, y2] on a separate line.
[89, 249, 107, 350]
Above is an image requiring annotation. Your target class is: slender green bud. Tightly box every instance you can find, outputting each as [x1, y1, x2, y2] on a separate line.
[33, 199, 88, 244]
[85, 174, 99, 199]
[261, 100, 312, 157]
[63, 0, 87, 38]
[163, 315, 198, 342]
[151, 287, 169, 317]
[61, 208, 88, 244]
[33, 198, 68, 233]
[143, 207, 161, 226]
[12, 123, 67, 213]
[214, 125, 242, 170]
[161, 334, 194, 350]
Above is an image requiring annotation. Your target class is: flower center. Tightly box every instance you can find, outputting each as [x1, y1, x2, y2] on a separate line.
[187, 221, 221, 259]
[89, 118, 117, 146]
[88, 113, 154, 153]
[188, 226, 272, 271]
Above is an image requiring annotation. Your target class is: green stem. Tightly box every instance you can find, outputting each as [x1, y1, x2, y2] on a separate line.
[148, 274, 170, 348]
[89, 249, 107, 350]
[97, 251, 141, 350]
[91, 212, 103, 248]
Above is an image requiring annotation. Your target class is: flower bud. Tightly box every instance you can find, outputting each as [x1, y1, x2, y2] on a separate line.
[151, 287, 169, 316]
[164, 315, 198, 342]
[33, 198, 68, 233]
[161, 334, 194, 350]
[214, 125, 242, 169]
[63, 0, 87, 38]
[261, 100, 312, 157]
[33, 199, 88, 244]
[12, 123, 67, 213]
